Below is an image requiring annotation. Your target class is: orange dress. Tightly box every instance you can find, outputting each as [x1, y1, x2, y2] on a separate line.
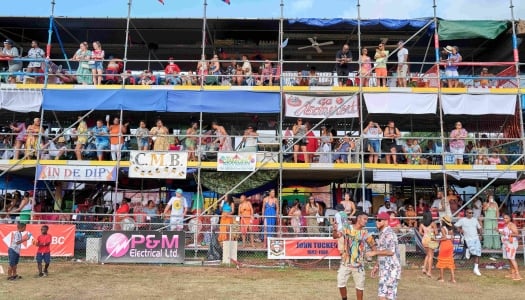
[239, 202, 253, 234]
[218, 202, 234, 242]
[436, 228, 455, 270]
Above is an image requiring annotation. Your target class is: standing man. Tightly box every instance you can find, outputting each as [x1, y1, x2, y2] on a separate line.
[35, 225, 52, 277]
[25, 40, 45, 75]
[332, 212, 376, 300]
[7, 223, 31, 280]
[164, 188, 189, 231]
[357, 197, 372, 215]
[367, 212, 402, 300]
[374, 42, 389, 87]
[396, 41, 409, 87]
[454, 208, 482, 276]
[335, 44, 352, 87]
[91, 119, 110, 161]
[107, 117, 128, 161]
[0, 39, 22, 76]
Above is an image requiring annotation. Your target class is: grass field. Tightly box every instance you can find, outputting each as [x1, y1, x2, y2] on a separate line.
[0, 262, 523, 300]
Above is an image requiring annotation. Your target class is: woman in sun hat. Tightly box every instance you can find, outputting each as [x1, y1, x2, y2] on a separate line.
[436, 215, 456, 283]
[442, 45, 462, 88]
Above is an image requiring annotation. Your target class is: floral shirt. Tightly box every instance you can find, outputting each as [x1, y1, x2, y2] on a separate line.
[377, 226, 401, 279]
[341, 223, 375, 268]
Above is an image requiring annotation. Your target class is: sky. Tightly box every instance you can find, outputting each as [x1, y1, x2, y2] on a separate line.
[2, 0, 523, 20]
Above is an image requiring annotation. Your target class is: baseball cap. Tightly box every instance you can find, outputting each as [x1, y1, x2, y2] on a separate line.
[376, 212, 390, 221]
[176, 188, 183, 194]
[3, 39, 13, 45]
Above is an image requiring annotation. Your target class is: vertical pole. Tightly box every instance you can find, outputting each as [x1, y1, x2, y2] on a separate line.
[357, 0, 366, 210]
[509, 0, 525, 160]
[44, 0, 55, 87]
[113, 109, 124, 212]
[278, 0, 284, 236]
[122, 0, 132, 87]
[200, 0, 208, 90]
[433, 0, 447, 195]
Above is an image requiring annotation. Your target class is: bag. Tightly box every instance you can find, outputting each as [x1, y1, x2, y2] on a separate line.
[81, 62, 90, 68]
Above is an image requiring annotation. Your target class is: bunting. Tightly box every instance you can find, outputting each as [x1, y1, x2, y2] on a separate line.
[222, 0, 230, 4]
[158, 0, 164, 4]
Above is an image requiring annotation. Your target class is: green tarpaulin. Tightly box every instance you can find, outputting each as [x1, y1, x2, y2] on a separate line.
[438, 20, 509, 40]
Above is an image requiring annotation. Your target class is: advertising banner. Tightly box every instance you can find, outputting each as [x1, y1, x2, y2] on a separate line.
[267, 237, 340, 259]
[217, 152, 256, 171]
[36, 165, 117, 181]
[285, 94, 359, 119]
[129, 151, 188, 179]
[0, 224, 75, 257]
[100, 231, 185, 264]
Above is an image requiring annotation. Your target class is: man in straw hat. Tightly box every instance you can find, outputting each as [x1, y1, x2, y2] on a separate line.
[332, 211, 376, 300]
[455, 208, 482, 276]
[367, 212, 402, 300]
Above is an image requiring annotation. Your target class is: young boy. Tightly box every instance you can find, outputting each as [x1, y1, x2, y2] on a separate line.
[8, 223, 31, 280]
[36, 225, 52, 277]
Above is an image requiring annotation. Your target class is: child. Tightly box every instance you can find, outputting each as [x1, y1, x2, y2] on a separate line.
[36, 225, 52, 277]
[8, 223, 31, 280]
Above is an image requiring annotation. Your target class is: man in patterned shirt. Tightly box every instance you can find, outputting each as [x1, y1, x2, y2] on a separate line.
[332, 211, 376, 300]
[367, 212, 402, 300]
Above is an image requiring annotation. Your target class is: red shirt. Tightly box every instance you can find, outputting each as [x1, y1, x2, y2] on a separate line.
[37, 234, 52, 253]
[117, 202, 130, 214]
[164, 63, 181, 75]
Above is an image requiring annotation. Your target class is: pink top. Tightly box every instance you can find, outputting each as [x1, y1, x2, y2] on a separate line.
[91, 49, 105, 61]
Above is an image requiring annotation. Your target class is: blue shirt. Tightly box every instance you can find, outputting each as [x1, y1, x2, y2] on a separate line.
[92, 125, 109, 146]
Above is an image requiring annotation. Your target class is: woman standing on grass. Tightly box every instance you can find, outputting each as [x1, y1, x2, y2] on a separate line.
[436, 216, 456, 283]
[499, 214, 522, 281]
[419, 211, 438, 278]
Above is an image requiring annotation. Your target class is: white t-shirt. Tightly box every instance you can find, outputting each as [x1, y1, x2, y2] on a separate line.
[454, 217, 480, 241]
[397, 47, 408, 63]
[365, 127, 382, 140]
[378, 205, 392, 214]
[431, 198, 451, 218]
[166, 195, 188, 217]
[357, 200, 372, 214]
[472, 199, 482, 219]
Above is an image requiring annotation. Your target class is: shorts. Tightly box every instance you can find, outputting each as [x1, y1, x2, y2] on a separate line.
[169, 216, 184, 231]
[375, 68, 387, 77]
[138, 138, 149, 149]
[381, 140, 397, 153]
[465, 239, 482, 257]
[90, 61, 103, 71]
[8, 248, 20, 267]
[36, 252, 51, 264]
[96, 143, 109, 157]
[378, 275, 399, 300]
[449, 146, 464, 160]
[337, 264, 365, 290]
[503, 239, 518, 260]
[397, 64, 408, 78]
[445, 70, 459, 78]
[336, 68, 350, 79]
[293, 138, 307, 147]
[368, 140, 380, 153]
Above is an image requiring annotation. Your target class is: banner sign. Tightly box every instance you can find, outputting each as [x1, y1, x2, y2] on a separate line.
[267, 237, 340, 259]
[0, 224, 75, 257]
[217, 152, 256, 171]
[129, 151, 188, 179]
[285, 94, 359, 119]
[100, 231, 185, 264]
[36, 165, 117, 181]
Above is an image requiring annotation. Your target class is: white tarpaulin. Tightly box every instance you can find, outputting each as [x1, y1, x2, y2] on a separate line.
[442, 94, 516, 115]
[373, 170, 402, 182]
[401, 171, 432, 180]
[284, 94, 359, 118]
[129, 151, 188, 179]
[364, 93, 437, 114]
[0, 89, 42, 112]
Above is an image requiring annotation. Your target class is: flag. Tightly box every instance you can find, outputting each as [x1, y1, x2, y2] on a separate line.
[222, 0, 230, 4]
[511, 178, 525, 193]
[158, 0, 164, 4]
[281, 38, 289, 48]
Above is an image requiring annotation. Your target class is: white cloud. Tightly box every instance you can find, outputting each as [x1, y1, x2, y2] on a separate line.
[290, 0, 314, 13]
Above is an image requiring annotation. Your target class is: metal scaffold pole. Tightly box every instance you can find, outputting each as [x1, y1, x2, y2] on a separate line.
[122, 0, 133, 87]
[357, 0, 367, 209]
[200, 0, 208, 90]
[278, 0, 284, 234]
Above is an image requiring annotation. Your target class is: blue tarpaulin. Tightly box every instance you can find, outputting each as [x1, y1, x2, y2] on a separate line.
[288, 18, 434, 30]
[42, 90, 280, 113]
[166, 91, 280, 113]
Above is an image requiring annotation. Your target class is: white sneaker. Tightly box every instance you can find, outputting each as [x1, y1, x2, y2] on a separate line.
[474, 268, 481, 276]
[465, 248, 470, 259]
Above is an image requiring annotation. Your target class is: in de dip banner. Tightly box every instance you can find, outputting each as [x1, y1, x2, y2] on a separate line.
[285, 94, 359, 119]
[217, 152, 256, 171]
[0, 224, 75, 257]
[267, 237, 340, 259]
[100, 231, 185, 264]
[129, 151, 188, 179]
[36, 165, 117, 181]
